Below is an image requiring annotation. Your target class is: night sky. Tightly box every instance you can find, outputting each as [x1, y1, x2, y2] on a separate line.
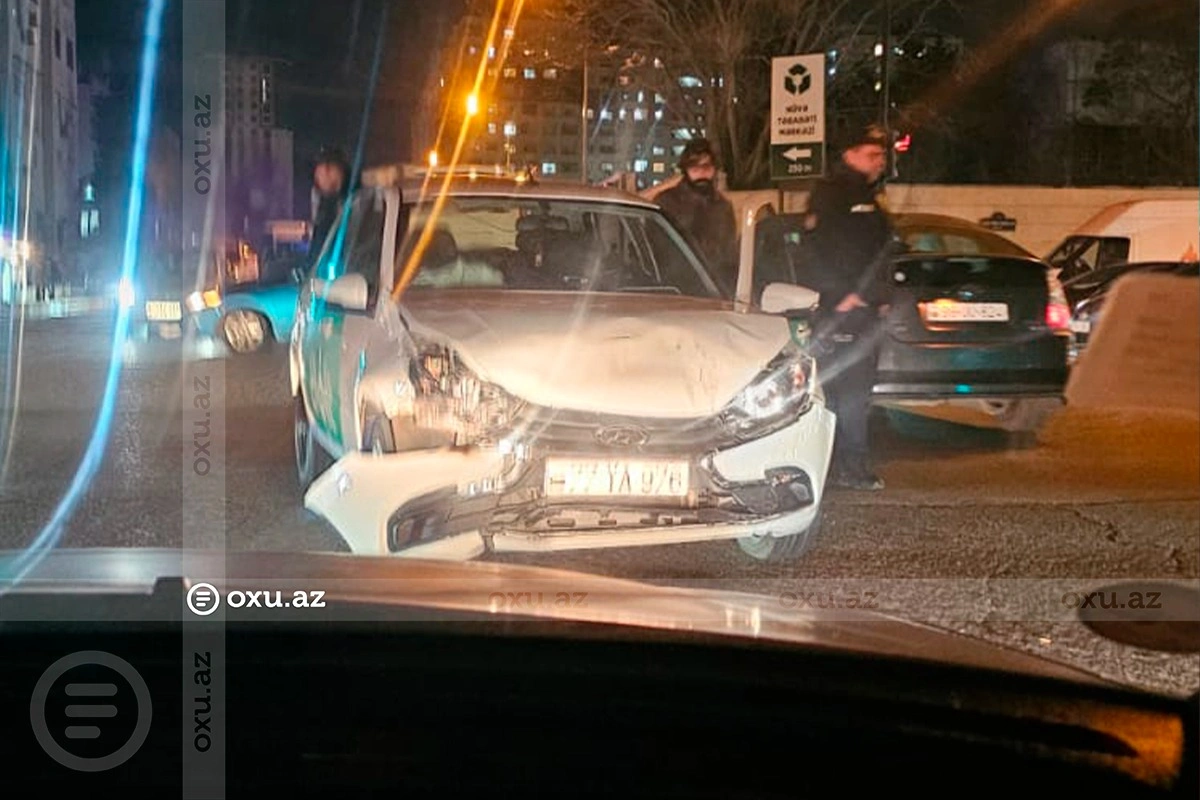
[72, 0, 1195, 205]
[75, 0, 462, 215]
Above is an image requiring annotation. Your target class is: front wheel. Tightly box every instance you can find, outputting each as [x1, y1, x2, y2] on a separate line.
[220, 309, 270, 354]
[736, 508, 823, 563]
[294, 392, 332, 491]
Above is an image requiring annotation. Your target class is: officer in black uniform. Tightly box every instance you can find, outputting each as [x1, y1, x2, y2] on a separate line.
[801, 124, 894, 490]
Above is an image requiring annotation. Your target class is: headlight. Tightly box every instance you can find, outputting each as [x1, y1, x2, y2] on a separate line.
[185, 289, 221, 313]
[406, 344, 524, 446]
[721, 346, 814, 436]
[117, 277, 135, 309]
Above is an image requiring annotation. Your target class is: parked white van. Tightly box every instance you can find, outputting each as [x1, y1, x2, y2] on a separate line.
[1046, 199, 1199, 283]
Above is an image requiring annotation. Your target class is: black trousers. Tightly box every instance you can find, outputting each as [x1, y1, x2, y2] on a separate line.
[819, 317, 880, 473]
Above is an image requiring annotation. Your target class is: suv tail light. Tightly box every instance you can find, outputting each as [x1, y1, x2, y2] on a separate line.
[1045, 269, 1071, 332]
[1046, 302, 1071, 330]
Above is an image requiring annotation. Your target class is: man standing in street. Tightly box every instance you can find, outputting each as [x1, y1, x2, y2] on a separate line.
[307, 146, 351, 271]
[802, 124, 893, 491]
[656, 138, 738, 288]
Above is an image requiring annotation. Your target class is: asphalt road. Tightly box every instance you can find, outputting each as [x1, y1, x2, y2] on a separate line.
[1, 313, 1197, 696]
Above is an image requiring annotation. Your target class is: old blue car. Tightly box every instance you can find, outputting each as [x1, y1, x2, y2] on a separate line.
[192, 250, 304, 354]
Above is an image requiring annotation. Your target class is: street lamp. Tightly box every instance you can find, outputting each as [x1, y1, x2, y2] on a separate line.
[465, 93, 479, 116]
[428, 150, 439, 167]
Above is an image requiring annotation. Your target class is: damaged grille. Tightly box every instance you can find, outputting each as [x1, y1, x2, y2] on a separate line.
[385, 457, 815, 551]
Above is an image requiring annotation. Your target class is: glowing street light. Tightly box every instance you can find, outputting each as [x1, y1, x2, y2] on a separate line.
[465, 93, 479, 116]
[428, 150, 439, 167]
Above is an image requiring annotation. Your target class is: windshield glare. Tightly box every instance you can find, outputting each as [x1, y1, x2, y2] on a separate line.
[397, 198, 723, 298]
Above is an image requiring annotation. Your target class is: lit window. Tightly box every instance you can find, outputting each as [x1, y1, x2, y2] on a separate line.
[524, 68, 536, 79]
[504, 121, 517, 136]
[488, 46, 496, 59]
[469, 46, 478, 55]
[618, 75, 631, 86]
[637, 91, 644, 103]
[504, 28, 514, 38]
[653, 58, 664, 69]
[654, 93, 665, 105]
[618, 108, 627, 120]
[651, 145, 665, 156]
[544, 68, 557, 79]
[487, 122, 497, 134]
[83, 182, 95, 203]
[541, 162, 557, 174]
[679, 75, 703, 88]
[586, 108, 595, 120]
[503, 67, 517, 78]
[602, 162, 614, 173]
[652, 162, 665, 173]
[600, 109, 613, 121]
[654, 109, 663, 121]
[673, 128, 692, 141]
[634, 159, 649, 172]
[633, 108, 645, 121]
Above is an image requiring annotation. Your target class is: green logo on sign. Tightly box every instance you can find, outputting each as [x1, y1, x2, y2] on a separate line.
[784, 63, 811, 95]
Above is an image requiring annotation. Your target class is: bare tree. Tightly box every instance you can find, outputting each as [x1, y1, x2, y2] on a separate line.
[551, 0, 949, 186]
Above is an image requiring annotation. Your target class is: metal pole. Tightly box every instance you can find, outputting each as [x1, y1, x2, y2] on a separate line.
[881, 0, 893, 179]
[580, 47, 589, 183]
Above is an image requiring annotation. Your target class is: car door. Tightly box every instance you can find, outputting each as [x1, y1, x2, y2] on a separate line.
[300, 187, 396, 455]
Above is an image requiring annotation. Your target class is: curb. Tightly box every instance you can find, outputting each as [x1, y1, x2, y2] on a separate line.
[0, 297, 115, 319]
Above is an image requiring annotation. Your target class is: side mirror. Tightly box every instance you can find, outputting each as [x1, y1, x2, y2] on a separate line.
[315, 273, 369, 311]
[761, 282, 819, 316]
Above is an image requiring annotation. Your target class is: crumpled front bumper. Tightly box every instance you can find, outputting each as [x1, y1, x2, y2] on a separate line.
[305, 403, 836, 559]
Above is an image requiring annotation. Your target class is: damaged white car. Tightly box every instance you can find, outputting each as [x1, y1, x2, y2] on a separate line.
[290, 166, 835, 562]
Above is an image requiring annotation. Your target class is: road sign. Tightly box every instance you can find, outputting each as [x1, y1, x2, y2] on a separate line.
[770, 53, 826, 181]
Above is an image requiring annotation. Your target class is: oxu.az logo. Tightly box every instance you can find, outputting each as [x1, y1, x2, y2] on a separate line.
[784, 63, 811, 95]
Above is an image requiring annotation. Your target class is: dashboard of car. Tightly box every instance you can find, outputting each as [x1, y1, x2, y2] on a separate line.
[3, 582, 1196, 797]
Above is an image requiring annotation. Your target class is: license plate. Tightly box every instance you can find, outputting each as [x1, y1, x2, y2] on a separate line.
[543, 458, 689, 498]
[1070, 319, 1091, 334]
[145, 300, 182, 321]
[923, 301, 1009, 322]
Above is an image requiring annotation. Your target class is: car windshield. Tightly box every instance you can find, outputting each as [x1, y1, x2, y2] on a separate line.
[6, 6, 1200, 771]
[395, 196, 724, 298]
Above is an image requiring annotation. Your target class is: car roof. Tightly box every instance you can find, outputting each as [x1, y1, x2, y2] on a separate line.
[361, 164, 659, 209]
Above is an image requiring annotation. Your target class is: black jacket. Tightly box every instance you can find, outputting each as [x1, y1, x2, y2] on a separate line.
[800, 163, 894, 328]
[657, 181, 738, 287]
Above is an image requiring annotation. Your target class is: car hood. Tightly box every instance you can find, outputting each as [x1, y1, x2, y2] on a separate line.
[398, 291, 791, 417]
[1, 548, 1112, 688]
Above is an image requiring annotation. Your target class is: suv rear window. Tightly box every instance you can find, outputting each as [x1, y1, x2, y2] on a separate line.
[892, 257, 1047, 289]
[1046, 235, 1131, 280]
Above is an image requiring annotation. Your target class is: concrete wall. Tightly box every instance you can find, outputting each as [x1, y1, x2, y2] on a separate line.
[723, 184, 1198, 259]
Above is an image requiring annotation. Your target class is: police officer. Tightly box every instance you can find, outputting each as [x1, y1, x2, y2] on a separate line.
[656, 138, 738, 286]
[802, 124, 893, 490]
